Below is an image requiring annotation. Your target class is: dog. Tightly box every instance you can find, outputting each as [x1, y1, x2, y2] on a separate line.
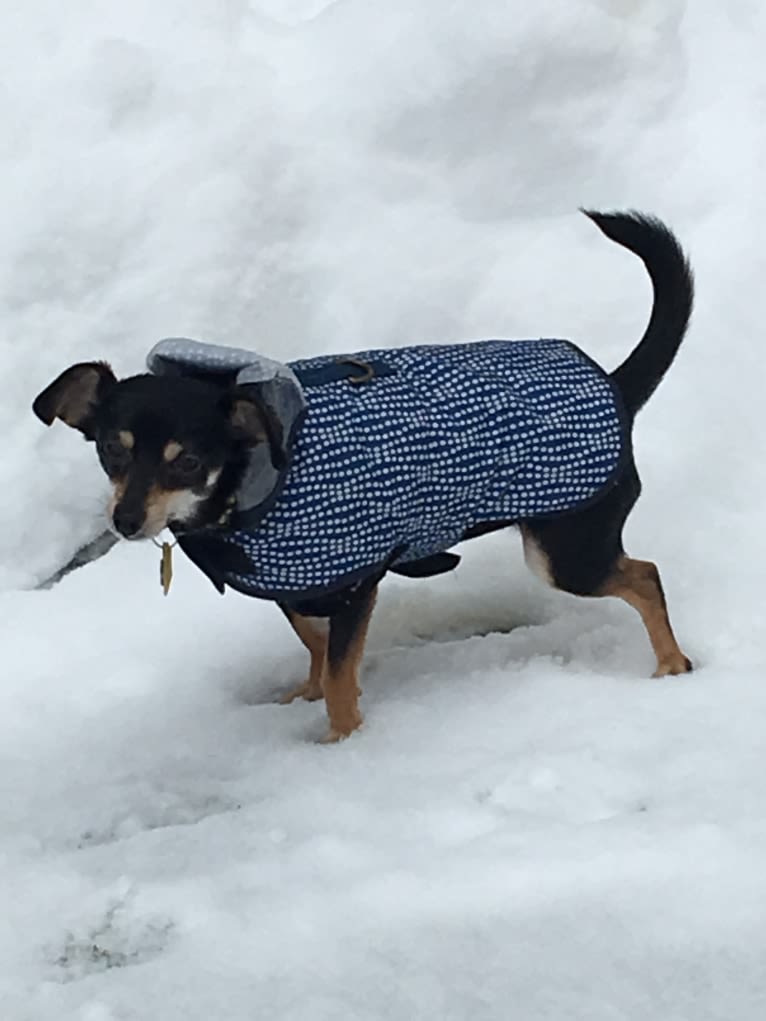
[33, 210, 694, 742]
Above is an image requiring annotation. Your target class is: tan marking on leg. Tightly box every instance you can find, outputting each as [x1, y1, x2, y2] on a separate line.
[118, 430, 134, 450]
[322, 589, 377, 742]
[599, 556, 692, 676]
[280, 614, 328, 703]
[163, 440, 182, 462]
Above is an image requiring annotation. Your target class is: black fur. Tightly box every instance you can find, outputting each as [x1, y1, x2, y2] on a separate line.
[583, 210, 694, 417]
[326, 579, 379, 673]
[523, 462, 642, 596]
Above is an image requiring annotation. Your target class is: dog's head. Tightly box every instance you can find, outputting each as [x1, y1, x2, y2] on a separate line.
[33, 362, 284, 538]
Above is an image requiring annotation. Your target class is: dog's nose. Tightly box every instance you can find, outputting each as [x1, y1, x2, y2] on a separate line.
[112, 504, 144, 539]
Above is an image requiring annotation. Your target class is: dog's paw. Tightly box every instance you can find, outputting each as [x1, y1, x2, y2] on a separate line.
[653, 653, 693, 677]
[278, 679, 324, 704]
[320, 712, 363, 744]
[319, 728, 356, 744]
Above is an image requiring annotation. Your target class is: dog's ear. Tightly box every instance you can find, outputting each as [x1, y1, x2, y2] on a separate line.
[226, 387, 287, 471]
[32, 362, 117, 440]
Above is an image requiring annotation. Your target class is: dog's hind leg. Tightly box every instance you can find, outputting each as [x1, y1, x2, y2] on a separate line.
[521, 463, 691, 677]
[596, 556, 691, 676]
[278, 607, 328, 703]
[321, 584, 378, 742]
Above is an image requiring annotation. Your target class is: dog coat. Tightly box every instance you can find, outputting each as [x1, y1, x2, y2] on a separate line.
[147, 338, 628, 603]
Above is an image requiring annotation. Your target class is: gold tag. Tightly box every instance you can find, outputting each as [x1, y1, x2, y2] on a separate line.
[160, 542, 173, 596]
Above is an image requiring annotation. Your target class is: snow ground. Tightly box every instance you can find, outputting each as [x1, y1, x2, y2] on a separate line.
[3, 1, 766, 1018]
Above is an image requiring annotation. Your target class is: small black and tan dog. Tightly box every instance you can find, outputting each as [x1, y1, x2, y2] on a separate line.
[33, 210, 694, 742]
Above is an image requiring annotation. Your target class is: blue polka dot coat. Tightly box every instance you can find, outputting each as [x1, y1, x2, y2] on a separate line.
[184, 339, 628, 602]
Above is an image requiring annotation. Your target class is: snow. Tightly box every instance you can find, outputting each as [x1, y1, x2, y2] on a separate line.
[2, 1, 766, 1018]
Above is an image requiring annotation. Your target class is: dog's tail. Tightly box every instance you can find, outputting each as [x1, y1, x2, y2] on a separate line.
[582, 209, 694, 418]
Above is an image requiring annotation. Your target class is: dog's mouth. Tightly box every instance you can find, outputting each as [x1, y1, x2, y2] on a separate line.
[108, 490, 203, 540]
[107, 468, 225, 541]
[107, 515, 162, 542]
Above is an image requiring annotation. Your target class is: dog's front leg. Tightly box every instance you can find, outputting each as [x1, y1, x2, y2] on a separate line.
[322, 584, 378, 743]
[278, 606, 328, 704]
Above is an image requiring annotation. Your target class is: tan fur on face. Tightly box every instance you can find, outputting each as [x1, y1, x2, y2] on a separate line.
[119, 430, 135, 450]
[107, 482, 194, 538]
[163, 441, 182, 462]
[108, 469, 222, 538]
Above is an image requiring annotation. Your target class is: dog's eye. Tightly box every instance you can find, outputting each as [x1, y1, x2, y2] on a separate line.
[101, 437, 131, 466]
[174, 453, 202, 476]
